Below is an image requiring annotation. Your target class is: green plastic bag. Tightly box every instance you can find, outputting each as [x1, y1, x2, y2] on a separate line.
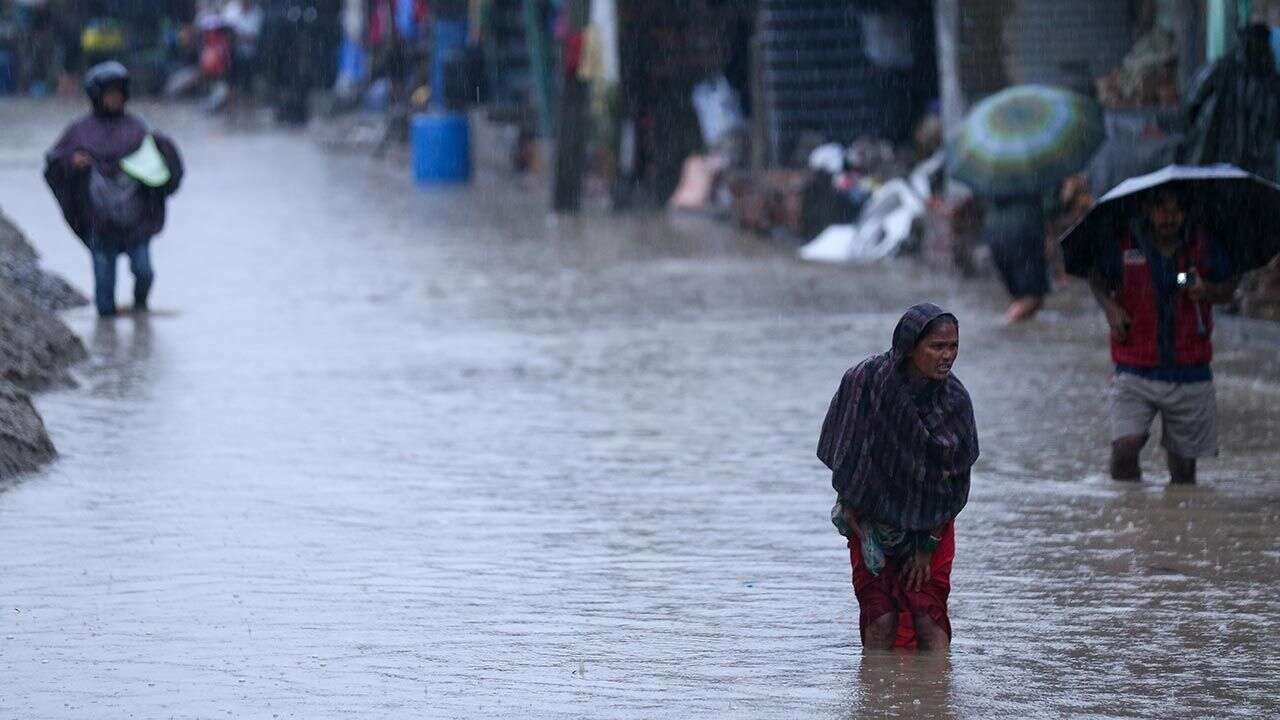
[119, 135, 171, 188]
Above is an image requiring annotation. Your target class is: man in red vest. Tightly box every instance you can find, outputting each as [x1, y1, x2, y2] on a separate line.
[1089, 188, 1238, 484]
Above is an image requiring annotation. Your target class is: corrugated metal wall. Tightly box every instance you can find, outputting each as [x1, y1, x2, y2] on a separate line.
[956, 0, 1137, 102]
[1005, 0, 1134, 92]
[759, 0, 932, 166]
[955, 0, 1013, 100]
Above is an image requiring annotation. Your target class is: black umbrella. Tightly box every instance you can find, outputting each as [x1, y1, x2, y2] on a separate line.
[1059, 164, 1280, 278]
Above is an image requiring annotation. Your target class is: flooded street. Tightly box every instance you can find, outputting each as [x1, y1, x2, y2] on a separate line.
[1, 101, 1279, 718]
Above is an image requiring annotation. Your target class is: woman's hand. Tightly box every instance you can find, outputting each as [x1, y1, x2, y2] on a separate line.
[899, 550, 933, 592]
[71, 151, 92, 171]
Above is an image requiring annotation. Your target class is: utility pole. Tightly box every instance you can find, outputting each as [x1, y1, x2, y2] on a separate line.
[933, 0, 965, 136]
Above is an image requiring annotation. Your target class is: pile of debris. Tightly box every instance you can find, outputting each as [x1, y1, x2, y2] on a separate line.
[797, 136, 941, 264]
[669, 117, 946, 267]
[0, 211, 87, 481]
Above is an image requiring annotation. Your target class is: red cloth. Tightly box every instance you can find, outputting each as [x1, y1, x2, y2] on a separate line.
[849, 521, 955, 650]
[1111, 229, 1214, 367]
[562, 31, 585, 77]
[200, 29, 232, 79]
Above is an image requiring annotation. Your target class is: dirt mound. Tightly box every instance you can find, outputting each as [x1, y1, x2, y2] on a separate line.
[0, 211, 89, 312]
[0, 211, 88, 479]
[0, 382, 57, 481]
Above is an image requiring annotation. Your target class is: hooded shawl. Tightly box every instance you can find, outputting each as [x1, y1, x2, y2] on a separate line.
[817, 304, 979, 531]
[43, 112, 184, 243]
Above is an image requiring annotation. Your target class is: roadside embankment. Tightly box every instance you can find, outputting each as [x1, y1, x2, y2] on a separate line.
[0, 210, 87, 480]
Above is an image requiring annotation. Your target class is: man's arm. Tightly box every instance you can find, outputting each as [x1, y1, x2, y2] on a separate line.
[1091, 267, 1129, 343]
[1191, 236, 1240, 305]
[1187, 276, 1238, 305]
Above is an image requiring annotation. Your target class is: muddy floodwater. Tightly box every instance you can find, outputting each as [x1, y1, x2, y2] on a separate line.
[1, 101, 1278, 719]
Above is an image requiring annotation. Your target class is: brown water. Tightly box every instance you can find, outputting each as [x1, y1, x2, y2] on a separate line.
[1, 100, 1278, 719]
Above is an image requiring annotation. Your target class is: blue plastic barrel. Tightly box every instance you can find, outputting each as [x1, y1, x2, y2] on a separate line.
[411, 112, 471, 184]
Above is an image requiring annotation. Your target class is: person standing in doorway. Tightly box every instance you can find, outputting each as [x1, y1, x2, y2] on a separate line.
[1090, 189, 1238, 484]
[44, 61, 184, 317]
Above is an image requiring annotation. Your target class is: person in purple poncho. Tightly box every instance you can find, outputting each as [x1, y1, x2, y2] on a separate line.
[44, 61, 184, 317]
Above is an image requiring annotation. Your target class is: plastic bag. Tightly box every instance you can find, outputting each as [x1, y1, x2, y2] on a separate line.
[692, 76, 745, 147]
[88, 168, 145, 232]
[799, 179, 926, 263]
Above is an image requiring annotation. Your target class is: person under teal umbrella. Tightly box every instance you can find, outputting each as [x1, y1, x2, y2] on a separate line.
[948, 85, 1104, 323]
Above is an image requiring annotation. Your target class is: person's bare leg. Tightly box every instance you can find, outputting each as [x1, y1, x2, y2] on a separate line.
[913, 613, 950, 651]
[1003, 296, 1044, 324]
[1167, 451, 1197, 485]
[863, 612, 899, 651]
[1111, 435, 1147, 481]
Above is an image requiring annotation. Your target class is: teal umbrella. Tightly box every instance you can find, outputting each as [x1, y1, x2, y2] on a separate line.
[947, 84, 1105, 197]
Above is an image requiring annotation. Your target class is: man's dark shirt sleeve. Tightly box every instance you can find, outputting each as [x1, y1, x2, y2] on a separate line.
[1203, 235, 1235, 282]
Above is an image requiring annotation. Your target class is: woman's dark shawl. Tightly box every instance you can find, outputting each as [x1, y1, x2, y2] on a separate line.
[43, 112, 184, 243]
[817, 304, 979, 531]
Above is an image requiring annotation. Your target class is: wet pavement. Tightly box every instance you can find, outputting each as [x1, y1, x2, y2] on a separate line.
[1, 100, 1278, 719]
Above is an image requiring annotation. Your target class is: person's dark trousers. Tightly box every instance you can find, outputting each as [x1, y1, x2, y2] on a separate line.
[90, 235, 154, 316]
[984, 198, 1050, 299]
[989, 231, 1050, 299]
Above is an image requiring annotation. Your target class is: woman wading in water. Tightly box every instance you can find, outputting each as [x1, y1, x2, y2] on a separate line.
[818, 304, 979, 651]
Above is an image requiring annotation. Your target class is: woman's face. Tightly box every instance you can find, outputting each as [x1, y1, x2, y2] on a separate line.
[909, 321, 959, 381]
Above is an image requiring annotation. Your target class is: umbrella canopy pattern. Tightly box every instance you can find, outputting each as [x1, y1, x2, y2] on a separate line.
[947, 84, 1105, 197]
[1059, 164, 1280, 278]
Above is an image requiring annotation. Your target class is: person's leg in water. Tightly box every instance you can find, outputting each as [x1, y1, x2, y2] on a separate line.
[125, 239, 154, 312]
[863, 612, 899, 651]
[1109, 374, 1160, 481]
[1111, 434, 1148, 481]
[853, 524, 955, 651]
[91, 243, 120, 317]
[1159, 380, 1215, 485]
[912, 613, 949, 650]
[1167, 451, 1196, 485]
[986, 204, 1049, 323]
[989, 236, 1046, 323]
[1004, 295, 1045, 323]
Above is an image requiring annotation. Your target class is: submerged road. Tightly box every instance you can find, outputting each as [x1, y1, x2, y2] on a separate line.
[1, 100, 1278, 719]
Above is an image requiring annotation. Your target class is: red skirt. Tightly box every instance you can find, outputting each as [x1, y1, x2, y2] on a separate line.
[849, 521, 955, 649]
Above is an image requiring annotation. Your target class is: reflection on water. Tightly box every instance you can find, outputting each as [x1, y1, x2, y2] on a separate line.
[0, 101, 1276, 719]
[89, 314, 154, 398]
[851, 653, 956, 720]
